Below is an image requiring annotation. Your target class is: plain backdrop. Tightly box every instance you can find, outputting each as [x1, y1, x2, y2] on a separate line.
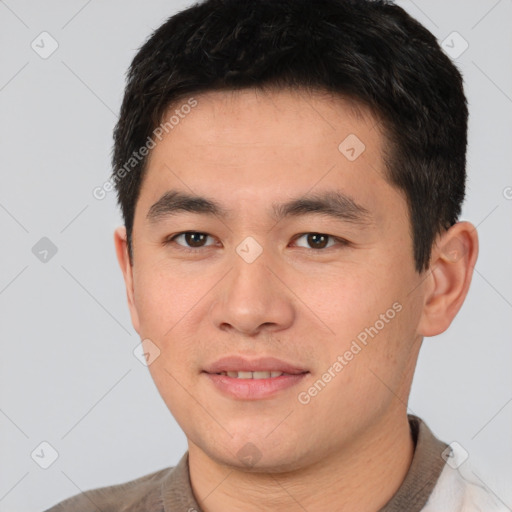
[0, 1, 511, 511]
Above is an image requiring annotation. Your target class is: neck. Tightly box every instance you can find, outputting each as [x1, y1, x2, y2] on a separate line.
[188, 412, 415, 512]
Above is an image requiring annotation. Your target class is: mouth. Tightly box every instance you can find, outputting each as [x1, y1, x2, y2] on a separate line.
[202, 356, 309, 400]
[214, 370, 291, 379]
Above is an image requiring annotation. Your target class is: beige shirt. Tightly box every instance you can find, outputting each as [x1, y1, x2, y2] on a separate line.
[45, 415, 449, 512]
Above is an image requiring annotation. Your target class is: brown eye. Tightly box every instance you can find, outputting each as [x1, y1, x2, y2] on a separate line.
[294, 233, 338, 250]
[171, 232, 214, 248]
[184, 232, 208, 247]
[306, 233, 329, 249]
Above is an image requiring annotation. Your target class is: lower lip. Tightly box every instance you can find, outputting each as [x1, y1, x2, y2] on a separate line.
[203, 372, 308, 400]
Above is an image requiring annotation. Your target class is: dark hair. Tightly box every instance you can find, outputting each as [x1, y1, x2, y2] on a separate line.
[112, 0, 468, 272]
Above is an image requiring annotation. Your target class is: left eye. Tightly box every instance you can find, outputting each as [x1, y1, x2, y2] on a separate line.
[293, 233, 341, 250]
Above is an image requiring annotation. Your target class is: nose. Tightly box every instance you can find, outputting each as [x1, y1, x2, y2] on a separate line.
[209, 250, 295, 337]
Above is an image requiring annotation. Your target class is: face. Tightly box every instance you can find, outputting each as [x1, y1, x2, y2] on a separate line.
[120, 88, 428, 472]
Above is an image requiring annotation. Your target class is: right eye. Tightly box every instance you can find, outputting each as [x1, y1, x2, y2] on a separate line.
[165, 231, 217, 250]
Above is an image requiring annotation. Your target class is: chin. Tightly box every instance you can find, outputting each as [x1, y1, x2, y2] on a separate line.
[199, 437, 313, 474]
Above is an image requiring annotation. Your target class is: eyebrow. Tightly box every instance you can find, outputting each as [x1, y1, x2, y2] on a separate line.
[146, 189, 373, 226]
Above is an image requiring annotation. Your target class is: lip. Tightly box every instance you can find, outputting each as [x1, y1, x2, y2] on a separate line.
[202, 356, 309, 400]
[204, 372, 308, 400]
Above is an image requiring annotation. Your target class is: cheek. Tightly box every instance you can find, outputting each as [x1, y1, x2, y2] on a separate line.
[131, 261, 214, 387]
[299, 267, 396, 341]
[132, 263, 206, 338]
[303, 263, 417, 381]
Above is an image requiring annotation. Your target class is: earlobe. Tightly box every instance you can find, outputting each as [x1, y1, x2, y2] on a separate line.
[114, 226, 140, 334]
[417, 221, 479, 337]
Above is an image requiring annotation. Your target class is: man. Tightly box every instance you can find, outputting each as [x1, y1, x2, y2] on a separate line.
[45, 0, 505, 510]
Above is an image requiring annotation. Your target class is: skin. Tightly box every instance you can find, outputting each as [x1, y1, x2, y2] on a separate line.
[114, 88, 478, 511]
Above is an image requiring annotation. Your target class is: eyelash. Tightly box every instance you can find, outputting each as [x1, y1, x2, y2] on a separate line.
[163, 232, 349, 252]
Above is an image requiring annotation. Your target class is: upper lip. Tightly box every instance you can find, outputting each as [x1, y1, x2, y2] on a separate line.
[203, 356, 308, 375]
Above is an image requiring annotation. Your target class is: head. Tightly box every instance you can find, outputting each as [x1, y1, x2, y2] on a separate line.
[113, 0, 477, 471]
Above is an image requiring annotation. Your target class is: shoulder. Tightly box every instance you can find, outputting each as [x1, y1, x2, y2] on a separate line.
[43, 466, 174, 512]
[423, 443, 508, 512]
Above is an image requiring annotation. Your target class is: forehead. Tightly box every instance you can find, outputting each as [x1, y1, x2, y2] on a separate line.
[138, 87, 401, 225]
[155, 87, 379, 154]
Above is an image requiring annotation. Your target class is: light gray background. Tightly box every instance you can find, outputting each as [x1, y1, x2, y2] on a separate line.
[0, 1, 511, 511]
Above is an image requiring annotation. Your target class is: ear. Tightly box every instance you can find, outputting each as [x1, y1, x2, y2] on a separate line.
[417, 221, 479, 337]
[114, 226, 140, 335]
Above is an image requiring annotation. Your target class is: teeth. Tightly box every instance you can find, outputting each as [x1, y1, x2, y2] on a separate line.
[220, 371, 285, 379]
[253, 371, 271, 379]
